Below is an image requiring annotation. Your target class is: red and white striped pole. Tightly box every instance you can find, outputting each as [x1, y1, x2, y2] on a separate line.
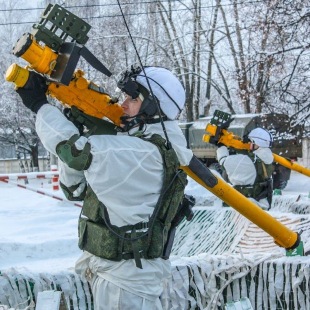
[0, 178, 82, 208]
[51, 165, 59, 191]
[0, 172, 59, 181]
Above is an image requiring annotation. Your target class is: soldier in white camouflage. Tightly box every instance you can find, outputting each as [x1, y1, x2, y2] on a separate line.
[15, 66, 193, 309]
[216, 127, 274, 210]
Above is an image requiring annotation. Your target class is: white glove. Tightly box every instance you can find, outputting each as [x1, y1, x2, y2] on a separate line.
[216, 146, 229, 165]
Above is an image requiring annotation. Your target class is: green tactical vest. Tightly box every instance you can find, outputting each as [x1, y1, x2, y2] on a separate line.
[78, 134, 187, 267]
[234, 152, 273, 201]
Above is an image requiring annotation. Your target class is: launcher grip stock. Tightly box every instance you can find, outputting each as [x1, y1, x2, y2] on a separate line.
[47, 70, 123, 126]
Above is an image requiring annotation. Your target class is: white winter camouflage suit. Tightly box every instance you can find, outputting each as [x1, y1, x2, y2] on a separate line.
[216, 145, 273, 209]
[35, 102, 193, 310]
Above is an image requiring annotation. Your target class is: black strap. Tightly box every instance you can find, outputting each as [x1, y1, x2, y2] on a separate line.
[131, 227, 143, 269]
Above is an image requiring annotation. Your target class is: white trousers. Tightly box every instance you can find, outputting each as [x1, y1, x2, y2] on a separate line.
[91, 276, 163, 310]
[75, 252, 171, 310]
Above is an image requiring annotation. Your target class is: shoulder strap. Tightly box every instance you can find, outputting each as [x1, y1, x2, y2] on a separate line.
[262, 162, 268, 178]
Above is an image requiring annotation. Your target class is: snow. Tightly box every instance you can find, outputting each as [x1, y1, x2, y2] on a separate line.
[2, 170, 310, 309]
[0, 177, 82, 273]
[1, 170, 310, 274]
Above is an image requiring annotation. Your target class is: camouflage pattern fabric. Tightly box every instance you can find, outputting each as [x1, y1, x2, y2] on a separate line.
[78, 134, 187, 261]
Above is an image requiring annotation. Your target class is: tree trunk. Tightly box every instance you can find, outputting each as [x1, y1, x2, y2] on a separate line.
[31, 144, 39, 172]
[205, 1, 219, 116]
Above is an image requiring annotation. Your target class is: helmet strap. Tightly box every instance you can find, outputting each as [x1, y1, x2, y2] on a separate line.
[144, 115, 168, 124]
[119, 113, 145, 132]
[119, 113, 168, 133]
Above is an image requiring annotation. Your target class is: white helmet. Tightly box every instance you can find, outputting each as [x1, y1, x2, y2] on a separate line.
[248, 127, 273, 148]
[135, 67, 185, 120]
[118, 66, 185, 120]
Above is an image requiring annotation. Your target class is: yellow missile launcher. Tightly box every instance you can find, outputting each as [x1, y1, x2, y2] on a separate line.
[5, 4, 124, 127]
[6, 63, 124, 126]
[203, 110, 310, 178]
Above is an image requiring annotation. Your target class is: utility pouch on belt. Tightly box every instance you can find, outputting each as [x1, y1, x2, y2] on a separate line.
[162, 194, 195, 259]
[78, 216, 166, 261]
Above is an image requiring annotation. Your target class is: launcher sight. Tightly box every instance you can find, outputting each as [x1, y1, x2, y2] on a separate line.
[12, 3, 111, 85]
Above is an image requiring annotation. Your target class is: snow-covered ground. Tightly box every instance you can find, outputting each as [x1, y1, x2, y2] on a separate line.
[0, 175, 82, 273]
[1, 170, 310, 273]
[1, 170, 310, 309]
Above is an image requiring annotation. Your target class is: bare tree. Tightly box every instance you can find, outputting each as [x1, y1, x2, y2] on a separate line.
[1, 0, 310, 149]
[0, 0, 44, 171]
[156, 1, 203, 121]
[204, 1, 219, 116]
[199, 0, 310, 119]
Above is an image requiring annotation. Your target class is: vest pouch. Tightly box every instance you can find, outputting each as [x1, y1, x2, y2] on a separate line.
[82, 188, 103, 223]
[120, 219, 166, 259]
[147, 219, 168, 258]
[253, 182, 265, 199]
[78, 217, 123, 261]
[78, 217, 87, 250]
[235, 185, 254, 198]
